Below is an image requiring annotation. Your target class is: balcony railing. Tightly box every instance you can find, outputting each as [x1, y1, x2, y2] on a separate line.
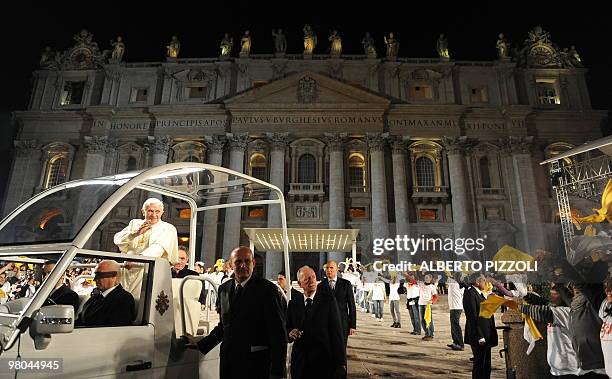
[413, 186, 448, 193]
[349, 185, 367, 193]
[289, 183, 324, 195]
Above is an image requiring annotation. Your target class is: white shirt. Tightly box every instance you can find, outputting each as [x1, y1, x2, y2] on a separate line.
[388, 282, 400, 301]
[101, 284, 119, 298]
[0, 282, 11, 304]
[406, 283, 420, 299]
[327, 276, 338, 290]
[447, 278, 464, 310]
[371, 282, 386, 301]
[304, 290, 316, 306]
[599, 299, 612, 379]
[418, 282, 438, 305]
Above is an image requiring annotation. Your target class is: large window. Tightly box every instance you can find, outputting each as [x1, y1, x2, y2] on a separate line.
[60, 81, 86, 106]
[250, 153, 267, 181]
[536, 79, 560, 105]
[479, 157, 492, 188]
[298, 154, 317, 183]
[415, 157, 435, 187]
[348, 153, 366, 192]
[44, 154, 69, 189]
[408, 84, 433, 100]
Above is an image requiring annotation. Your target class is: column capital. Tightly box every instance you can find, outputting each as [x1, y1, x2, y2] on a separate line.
[390, 136, 410, 154]
[366, 132, 389, 152]
[324, 133, 347, 152]
[205, 135, 226, 154]
[13, 139, 38, 157]
[501, 136, 535, 154]
[146, 135, 173, 155]
[442, 136, 478, 155]
[83, 136, 117, 154]
[266, 132, 290, 151]
[227, 133, 249, 152]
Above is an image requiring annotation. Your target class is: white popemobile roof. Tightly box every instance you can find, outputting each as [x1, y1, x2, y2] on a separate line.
[244, 228, 359, 252]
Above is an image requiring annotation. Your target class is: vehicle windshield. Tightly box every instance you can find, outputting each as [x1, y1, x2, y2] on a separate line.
[0, 178, 127, 246]
[0, 252, 65, 350]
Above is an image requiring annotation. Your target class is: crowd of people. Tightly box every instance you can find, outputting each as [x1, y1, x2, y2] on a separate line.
[2, 196, 611, 379]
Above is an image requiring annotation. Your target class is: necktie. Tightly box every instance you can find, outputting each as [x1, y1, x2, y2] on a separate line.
[330, 280, 336, 291]
[304, 298, 313, 317]
[233, 284, 243, 303]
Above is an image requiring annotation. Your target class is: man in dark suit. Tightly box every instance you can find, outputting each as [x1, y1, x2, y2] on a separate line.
[42, 260, 79, 312]
[185, 246, 287, 379]
[318, 260, 356, 345]
[463, 273, 498, 379]
[288, 266, 346, 379]
[76, 260, 135, 327]
[277, 271, 302, 305]
[171, 246, 199, 278]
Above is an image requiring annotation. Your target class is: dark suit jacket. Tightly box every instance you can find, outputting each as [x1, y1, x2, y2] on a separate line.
[463, 286, 498, 347]
[318, 277, 356, 338]
[287, 291, 346, 379]
[45, 284, 79, 313]
[76, 284, 135, 327]
[197, 275, 288, 378]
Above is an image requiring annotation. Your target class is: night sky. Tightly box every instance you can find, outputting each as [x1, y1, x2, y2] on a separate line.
[2, 3, 611, 113]
[1, 2, 609, 212]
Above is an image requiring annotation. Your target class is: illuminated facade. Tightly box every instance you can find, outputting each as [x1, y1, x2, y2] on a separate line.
[4, 27, 606, 277]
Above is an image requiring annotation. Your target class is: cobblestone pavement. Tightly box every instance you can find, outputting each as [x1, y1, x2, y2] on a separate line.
[346, 295, 505, 378]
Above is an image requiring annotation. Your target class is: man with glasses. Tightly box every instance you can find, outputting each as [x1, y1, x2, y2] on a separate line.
[42, 259, 79, 313]
[76, 260, 135, 327]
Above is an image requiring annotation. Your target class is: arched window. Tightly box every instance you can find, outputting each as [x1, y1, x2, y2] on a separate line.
[298, 154, 316, 183]
[479, 157, 492, 188]
[127, 156, 138, 171]
[250, 153, 267, 181]
[44, 154, 69, 188]
[415, 157, 435, 187]
[183, 155, 200, 163]
[348, 153, 366, 192]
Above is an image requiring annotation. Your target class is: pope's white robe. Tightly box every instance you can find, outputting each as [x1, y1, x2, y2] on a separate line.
[114, 219, 178, 298]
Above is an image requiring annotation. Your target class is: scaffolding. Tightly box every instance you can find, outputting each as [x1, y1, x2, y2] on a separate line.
[541, 135, 612, 255]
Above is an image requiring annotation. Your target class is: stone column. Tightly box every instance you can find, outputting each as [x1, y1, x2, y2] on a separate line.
[221, 133, 249, 258]
[201, 136, 226, 266]
[82, 136, 114, 179]
[266, 133, 289, 277]
[368, 133, 389, 255]
[325, 133, 347, 263]
[147, 136, 172, 167]
[443, 136, 476, 239]
[2, 140, 41, 217]
[507, 136, 545, 251]
[391, 137, 410, 261]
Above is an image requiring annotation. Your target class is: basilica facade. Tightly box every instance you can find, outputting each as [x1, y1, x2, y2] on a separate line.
[3, 27, 606, 277]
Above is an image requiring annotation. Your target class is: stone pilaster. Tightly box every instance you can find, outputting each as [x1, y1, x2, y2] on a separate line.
[325, 133, 347, 263]
[146, 136, 172, 167]
[367, 133, 389, 253]
[2, 140, 40, 217]
[201, 135, 226, 266]
[391, 137, 410, 260]
[82, 136, 116, 179]
[222, 133, 249, 258]
[265, 133, 289, 277]
[502, 136, 545, 251]
[443, 136, 477, 238]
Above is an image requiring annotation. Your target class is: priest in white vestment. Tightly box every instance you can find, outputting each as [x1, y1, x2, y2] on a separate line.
[114, 198, 179, 298]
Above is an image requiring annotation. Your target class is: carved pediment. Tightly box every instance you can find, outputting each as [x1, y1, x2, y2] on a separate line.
[57, 29, 108, 70]
[225, 71, 390, 106]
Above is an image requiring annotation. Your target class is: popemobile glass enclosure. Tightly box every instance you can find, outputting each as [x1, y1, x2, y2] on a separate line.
[0, 163, 290, 378]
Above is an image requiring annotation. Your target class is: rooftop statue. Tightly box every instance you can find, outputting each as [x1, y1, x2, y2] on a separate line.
[220, 33, 233, 57]
[272, 28, 287, 54]
[329, 30, 342, 56]
[362, 32, 377, 58]
[384, 32, 399, 59]
[437, 33, 450, 59]
[110, 36, 125, 63]
[496, 33, 509, 60]
[240, 31, 251, 56]
[166, 36, 180, 58]
[303, 24, 317, 54]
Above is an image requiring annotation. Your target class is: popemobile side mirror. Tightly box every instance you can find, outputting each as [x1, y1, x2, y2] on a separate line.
[29, 305, 74, 350]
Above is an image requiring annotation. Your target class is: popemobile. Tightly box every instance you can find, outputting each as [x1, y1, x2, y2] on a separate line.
[0, 163, 291, 378]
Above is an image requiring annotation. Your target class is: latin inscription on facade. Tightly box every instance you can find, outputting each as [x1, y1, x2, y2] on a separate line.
[387, 119, 458, 128]
[232, 115, 383, 125]
[93, 119, 227, 130]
